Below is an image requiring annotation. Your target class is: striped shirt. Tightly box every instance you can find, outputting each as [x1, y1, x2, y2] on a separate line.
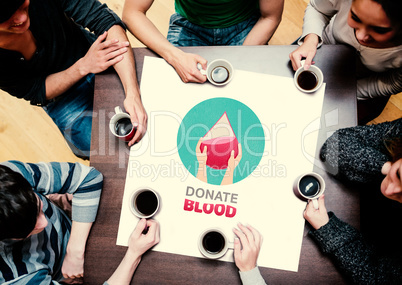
[0, 161, 103, 284]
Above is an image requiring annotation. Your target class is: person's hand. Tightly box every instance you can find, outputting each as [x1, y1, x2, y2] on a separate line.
[196, 138, 208, 166]
[233, 223, 263, 272]
[227, 143, 242, 172]
[303, 195, 329, 230]
[127, 218, 160, 259]
[381, 159, 402, 203]
[169, 50, 207, 83]
[124, 95, 148, 146]
[78, 31, 129, 76]
[289, 34, 319, 71]
[222, 144, 242, 185]
[196, 138, 208, 182]
[61, 246, 84, 280]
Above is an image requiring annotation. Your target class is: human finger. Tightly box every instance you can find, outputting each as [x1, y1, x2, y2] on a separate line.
[237, 143, 242, 159]
[233, 237, 242, 259]
[197, 56, 208, 70]
[94, 31, 108, 45]
[289, 50, 303, 71]
[133, 218, 148, 237]
[246, 224, 262, 246]
[237, 223, 255, 243]
[233, 227, 249, 249]
[303, 52, 315, 70]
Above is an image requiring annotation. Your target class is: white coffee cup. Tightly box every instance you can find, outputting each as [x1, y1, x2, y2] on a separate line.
[293, 172, 326, 210]
[130, 188, 160, 219]
[294, 61, 324, 93]
[198, 59, 234, 86]
[109, 106, 135, 142]
[198, 228, 234, 259]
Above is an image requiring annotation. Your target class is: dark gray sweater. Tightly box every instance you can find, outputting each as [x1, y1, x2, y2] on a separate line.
[312, 118, 402, 284]
[310, 213, 402, 284]
[320, 118, 402, 184]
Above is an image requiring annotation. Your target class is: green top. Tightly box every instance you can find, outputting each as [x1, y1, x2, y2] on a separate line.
[175, 0, 259, 28]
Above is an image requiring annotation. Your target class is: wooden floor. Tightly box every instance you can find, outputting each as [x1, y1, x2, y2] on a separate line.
[0, 0, 401, 164]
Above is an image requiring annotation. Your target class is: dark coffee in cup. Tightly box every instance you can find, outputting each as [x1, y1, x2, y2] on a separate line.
[135, 190, 159, 216]
[299, 175, 320, 197]
[202, 231, 225, 254]
[211, 66, 229, 84]
[297, 70, 318, 91]
[115, 118, 133, 136]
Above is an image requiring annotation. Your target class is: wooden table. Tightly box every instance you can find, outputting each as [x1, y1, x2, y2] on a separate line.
[86, 45, 358, 284]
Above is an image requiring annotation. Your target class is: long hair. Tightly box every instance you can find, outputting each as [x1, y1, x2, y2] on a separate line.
[0, 165, 38, 240]
[385, 137, 402, 162]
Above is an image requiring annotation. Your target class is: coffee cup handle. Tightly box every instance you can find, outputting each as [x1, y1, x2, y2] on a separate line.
[197, 63, 207, 76]
[114, 106, 123, 114]
[227, 241, 234, 250]
[312, 198, 319, 210]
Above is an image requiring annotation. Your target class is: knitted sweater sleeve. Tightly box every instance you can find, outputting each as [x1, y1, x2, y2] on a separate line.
[310, 212, 402, 284]
[319, 118, 402, 183]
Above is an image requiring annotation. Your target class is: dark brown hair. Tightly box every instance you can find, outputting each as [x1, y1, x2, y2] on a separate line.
[385, 137, 402, 162]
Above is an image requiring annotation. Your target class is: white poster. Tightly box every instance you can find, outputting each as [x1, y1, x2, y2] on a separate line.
[116, 57, 325, 272]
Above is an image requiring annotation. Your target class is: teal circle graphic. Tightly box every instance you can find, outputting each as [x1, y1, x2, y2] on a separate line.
[177, 98, 265, 185]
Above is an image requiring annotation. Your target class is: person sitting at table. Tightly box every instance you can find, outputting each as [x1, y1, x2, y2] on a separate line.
[0, 160, 104, 283]
[302, 119, 402, 284]
[0, 160, 160, 284]
[0, 0, 147, 159]
[122, 0, 284, 83]
[233, 223, 267, 285]
[289, 0, 402, 125]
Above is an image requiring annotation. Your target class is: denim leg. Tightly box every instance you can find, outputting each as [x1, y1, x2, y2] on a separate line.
[167, 13, 213, 46]
[43, 74, 94, 158]
[167, 13, 260, 47]
[223, 15, 259, 46]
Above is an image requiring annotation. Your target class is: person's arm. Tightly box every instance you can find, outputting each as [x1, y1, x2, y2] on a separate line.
[105, 219, 160, 285]
[44, 0, 129, 100]
[357, 68, 402, 99]
[243, 0, 284, 46]
[233, 223, 267, 285]
[105, 24, 147, 146]
[289, 0, 339, 70]
[319, 120, 401, 183]
[1, 161, 103, 200]
[122, 0, 207, 83]
[45, 31, 128, 100]
[304, 196, 402, 284]
[61, 221, 93, 279]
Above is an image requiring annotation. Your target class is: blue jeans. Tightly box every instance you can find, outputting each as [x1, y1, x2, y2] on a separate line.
[167, 13, 259, 46]
[44, 74, 94, 158]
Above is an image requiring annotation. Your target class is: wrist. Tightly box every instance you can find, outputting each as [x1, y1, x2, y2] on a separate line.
[76, 58, 89, 77]
[125, 250, 142, 266]
[239, 264, 257, 272]
[303, 34, 320, 47]
[163, 47, 184, 67]
[124, 88, 142, 101]
[66, 243, 85, 259]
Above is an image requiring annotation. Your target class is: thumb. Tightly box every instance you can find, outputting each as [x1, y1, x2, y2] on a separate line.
[133, 218, 147, 236]
[318, 195, 326, 211]
[196, 55, 208, 70]
[233, 237, 241, 258]
[304, 52, 315, 70]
